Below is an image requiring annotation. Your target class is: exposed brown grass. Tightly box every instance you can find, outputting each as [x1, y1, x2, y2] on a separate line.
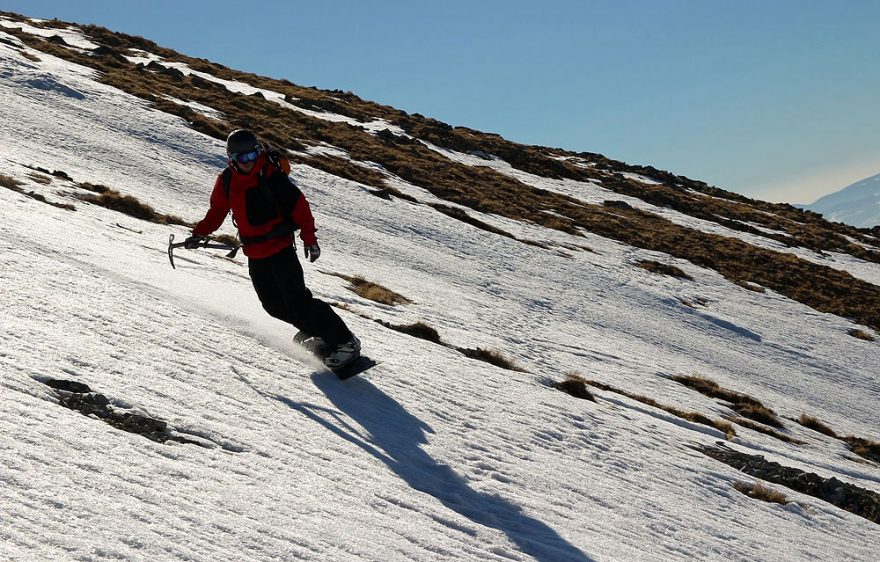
[457, 347, 526, 372]
[637, 260, 693, 280]
[796, 414, 839, 438]
[27, 172, 52, 184]
[737, 281, 767, 293]
[729, 417, 803, 444]
[1, 172, 75, 210]
[552, 373, 596, 401]
[213, 233, 239, 247]
[732, 481, 789, 505]
[0, 173, 23, 189]
[848, 329, 876, 342]
[430, 203, 515, 238]
[586, 380, 736, 439]
[76, 188, 191, 226]
[291, 153, 387, 190]
[795, 415, 879, 463]
[671, 375, 783, 428]
[375, 320, 443, 344]
[328, 273, 412, 306]
[844, 436, 880, 464]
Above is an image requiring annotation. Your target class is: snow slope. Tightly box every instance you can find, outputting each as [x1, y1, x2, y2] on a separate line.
[1, 21, 879, 562]
[805, 172, 880, 229]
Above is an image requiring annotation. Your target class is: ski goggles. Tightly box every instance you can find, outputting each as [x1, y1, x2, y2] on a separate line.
[231, 148, 260, 164]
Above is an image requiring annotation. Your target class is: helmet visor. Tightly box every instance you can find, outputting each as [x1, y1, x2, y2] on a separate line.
[232, 148, 260, 164]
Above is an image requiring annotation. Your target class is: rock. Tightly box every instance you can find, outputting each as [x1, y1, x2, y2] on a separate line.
[603, 200, 633, 210]
[46, 379, 92, 393]
[700, 444, 880, 524]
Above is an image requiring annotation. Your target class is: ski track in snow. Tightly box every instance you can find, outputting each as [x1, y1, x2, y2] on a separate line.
[1, 20, 879, 562]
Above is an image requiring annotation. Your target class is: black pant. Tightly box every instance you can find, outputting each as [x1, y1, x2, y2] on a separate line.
[248, 246, 352, 346]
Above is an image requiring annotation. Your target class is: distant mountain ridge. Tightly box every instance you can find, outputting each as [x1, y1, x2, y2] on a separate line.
[804, 173, 880, 228]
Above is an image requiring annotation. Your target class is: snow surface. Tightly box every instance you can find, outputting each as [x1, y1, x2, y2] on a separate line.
[805, 172, 880, 229]
[2, 21, 880, 562]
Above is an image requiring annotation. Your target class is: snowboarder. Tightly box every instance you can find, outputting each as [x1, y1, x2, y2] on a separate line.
[185, 129, 361, 369]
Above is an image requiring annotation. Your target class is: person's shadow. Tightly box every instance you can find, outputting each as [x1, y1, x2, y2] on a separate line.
[276, 374, 594, 562]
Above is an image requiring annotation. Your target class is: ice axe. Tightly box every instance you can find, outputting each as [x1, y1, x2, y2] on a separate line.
[167, 234, 241, 269]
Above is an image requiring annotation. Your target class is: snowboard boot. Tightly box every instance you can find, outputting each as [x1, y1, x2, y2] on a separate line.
[324, 335, 361, 369]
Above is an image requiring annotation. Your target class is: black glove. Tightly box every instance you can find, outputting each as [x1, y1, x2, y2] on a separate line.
[304, 242, 321, 263]
[183, 234, 206, 249]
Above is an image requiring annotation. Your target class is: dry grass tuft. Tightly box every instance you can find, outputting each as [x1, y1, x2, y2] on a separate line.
[553, 373, 596, 401]
[457, 347, 526, 372]
[795, 416, 880, 463]
[1, 172, 75, 210]
[796, 414, 838, 438]
[730, 417, 804, 444]
[732, 402, 783, 428]
[27, 172, 52, 184]
[76, 188, 191, 227]
[844, 437, 880, 464]
[213, 233, 240, 247]
[586, 380, 735, 439]
[732, 481, 789, 505]
[376, 320, 443, 344]
[671, 375, 783, 428]
[0, 173, 23, 189]
[848, 329, 876, 342]
[636, 259, 693, 280]
[328, 273, 412, 306]
[737, 281, 767, 293]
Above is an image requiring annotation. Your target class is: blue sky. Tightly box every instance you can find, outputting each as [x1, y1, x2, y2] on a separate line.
[4, 0, 879, 203]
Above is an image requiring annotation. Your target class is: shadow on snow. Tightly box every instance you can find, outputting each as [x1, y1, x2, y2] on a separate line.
[276, 374, 593, 562]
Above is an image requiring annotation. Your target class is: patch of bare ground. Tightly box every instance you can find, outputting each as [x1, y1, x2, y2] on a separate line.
[701, 444, 880, 524]
[374, 320, 443, 344]
[75, 183, 190, 227]
[1, 172, 75, 210]
[636, 260, 693, 280]
[456, 347, 526, 372]
[848, 328, 876, 342]
[326, 273, 412, 306]
[732, 481, 790, 505]
[586, 380, 735, 439]
[552, 373, 596, 401]
[795, 415, 880, 464]
[728, 417, 803, 444]
[671, 375, 784, 428]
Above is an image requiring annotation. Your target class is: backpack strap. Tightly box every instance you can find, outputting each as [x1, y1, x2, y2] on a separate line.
[222, 167, 232, 200]
[222, 162, 298, 245]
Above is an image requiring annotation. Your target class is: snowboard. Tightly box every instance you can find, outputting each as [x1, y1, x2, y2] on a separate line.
[294, 333, 377, 380]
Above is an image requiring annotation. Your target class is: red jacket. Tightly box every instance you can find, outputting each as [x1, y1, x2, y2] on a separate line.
[193, 155, 317, 259]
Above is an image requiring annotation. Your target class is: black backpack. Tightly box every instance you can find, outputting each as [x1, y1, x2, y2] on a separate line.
[222, 146, 298, 245]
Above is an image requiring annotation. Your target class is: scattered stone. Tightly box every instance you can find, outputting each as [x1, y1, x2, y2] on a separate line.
[603, 200, 633, 210]
[47, 35, 69, 46]
[700, 443, 880, 524]
[47, 379, 92, 393]
[43, 379, 209, 447]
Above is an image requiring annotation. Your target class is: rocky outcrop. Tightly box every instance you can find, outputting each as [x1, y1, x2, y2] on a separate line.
[700, 443, 880, 524]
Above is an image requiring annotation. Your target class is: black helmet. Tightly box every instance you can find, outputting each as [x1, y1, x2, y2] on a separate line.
[226, 129, 259, 155]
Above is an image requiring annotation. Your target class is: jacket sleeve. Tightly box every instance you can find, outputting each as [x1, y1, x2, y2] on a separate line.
[292, 195, 317, 246]
[192, 175, 230, 236]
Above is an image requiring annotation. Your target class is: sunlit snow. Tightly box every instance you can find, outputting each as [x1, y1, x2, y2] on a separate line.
[1, 19, 879, 562]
